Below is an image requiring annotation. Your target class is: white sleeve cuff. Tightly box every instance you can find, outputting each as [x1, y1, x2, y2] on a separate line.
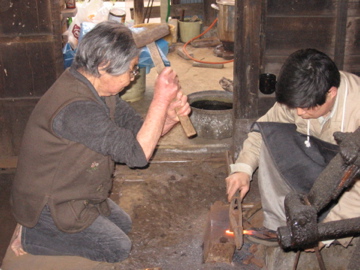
[321, 239, 334, 247]
[229, 163, 253, 180]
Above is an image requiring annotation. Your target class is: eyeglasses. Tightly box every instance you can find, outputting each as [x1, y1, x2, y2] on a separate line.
[130, 65, 139, 78]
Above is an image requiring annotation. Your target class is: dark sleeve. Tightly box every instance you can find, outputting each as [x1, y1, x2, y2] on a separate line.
[52, 100, 147, 168]
[114, 98, 144, 134]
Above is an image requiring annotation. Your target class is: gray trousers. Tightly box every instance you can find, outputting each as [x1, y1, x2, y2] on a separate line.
[22, 198, 132, 263]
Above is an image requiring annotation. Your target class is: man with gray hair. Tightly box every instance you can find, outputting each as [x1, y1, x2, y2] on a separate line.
[10, 21, 190, 263]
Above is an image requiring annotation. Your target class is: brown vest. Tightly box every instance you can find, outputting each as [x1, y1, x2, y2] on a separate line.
[11, 69, 117, 233]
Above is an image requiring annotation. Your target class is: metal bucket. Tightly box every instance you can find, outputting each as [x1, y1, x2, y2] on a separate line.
[108, 8, 126, 23]
[213, 0, 235, 43]
[188, 90, 233, 140]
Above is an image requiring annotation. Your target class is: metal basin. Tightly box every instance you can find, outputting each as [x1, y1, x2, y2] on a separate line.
[188, 90, 233, 140]
[213, 0, 235, 43]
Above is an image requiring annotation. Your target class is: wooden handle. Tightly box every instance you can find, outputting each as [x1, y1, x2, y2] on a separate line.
[147, 42, 165, 74]
[178, 114, 197, 137]
[147, 42, 197, 138]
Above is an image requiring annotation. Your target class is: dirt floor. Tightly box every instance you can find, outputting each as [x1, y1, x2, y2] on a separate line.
[111, 152, 251, 270]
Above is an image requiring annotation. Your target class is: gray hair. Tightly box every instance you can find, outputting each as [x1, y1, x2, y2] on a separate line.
[72, 21, 140, 77]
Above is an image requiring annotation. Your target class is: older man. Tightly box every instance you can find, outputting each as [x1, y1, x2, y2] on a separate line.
[11, 21, 190, 262]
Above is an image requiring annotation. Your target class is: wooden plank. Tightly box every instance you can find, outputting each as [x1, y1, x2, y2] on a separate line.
[50, 0, 65, 79]
[130, 3, 204, 20]
[176, 47, 194, 60]
[333, 0, 349, 70]
[0, 0, 63, 99]
[190, 37, 221, 48]
[259, 0, 267, 74]
[149, 151, 228, 163]
[344, 56, 360, 76]
[345, 17, 360, 55]
[265, 17, 335, 54]
[348, 1, 360, 17]
[133, 0, 144, 25]
[192, 62, 224, 69]
[0, 41, 59, 98]
[0, 1, 63, 156]
[267, 0, 337, 16]
[160, 0, 169, 23]
[0, 0, 53, 35]
[203, 0, 217, 26]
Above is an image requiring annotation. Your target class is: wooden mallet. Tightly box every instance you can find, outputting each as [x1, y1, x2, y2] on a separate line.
[132, 23, 197, 138]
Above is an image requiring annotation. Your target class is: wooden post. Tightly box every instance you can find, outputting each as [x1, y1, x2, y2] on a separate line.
[230, 0, 263, 160]
[334, 0, 349, 70]
[133, 0, 144, 25]
[160, 0, 168, 23]
[203, 0, 217, 26]
[233, 0, 262, 120]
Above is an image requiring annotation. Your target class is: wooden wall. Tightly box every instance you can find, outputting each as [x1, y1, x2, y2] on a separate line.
[0, 0, 64, 157]
[233, 0, 360, 121]
[343, 0, 360, 75]
[232, 0, 360, 157]
[262, 0, 360, 78]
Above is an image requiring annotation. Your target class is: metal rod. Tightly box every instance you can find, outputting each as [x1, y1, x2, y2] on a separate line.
[315, 247, 327, 270]
[292, 251, 301, 270]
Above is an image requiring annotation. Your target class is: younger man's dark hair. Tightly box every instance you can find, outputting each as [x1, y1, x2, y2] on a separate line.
[276, 48, 340, 108]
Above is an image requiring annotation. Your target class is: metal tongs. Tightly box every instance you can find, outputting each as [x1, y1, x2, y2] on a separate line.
[226, 151, 243, 249]
[229, 190, 243, 249]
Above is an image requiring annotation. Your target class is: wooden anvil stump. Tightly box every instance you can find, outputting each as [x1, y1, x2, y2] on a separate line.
[203, 201, 236, 264]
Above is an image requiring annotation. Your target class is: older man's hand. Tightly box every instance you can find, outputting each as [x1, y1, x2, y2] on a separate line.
[154, 67, 181, 105]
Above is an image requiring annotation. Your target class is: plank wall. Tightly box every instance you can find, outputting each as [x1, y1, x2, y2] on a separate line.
[0, 0, 63, 156]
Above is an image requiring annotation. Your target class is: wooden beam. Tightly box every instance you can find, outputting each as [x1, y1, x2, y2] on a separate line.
[230, 0, 263, 160]
[160, 0, 168, 23]
[203, 0, 217, 26]
[334, 0, 349, 70]
[233, 0, 263, 120]
[133, 0, 144, 24]
[130, 4, 204, 21]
